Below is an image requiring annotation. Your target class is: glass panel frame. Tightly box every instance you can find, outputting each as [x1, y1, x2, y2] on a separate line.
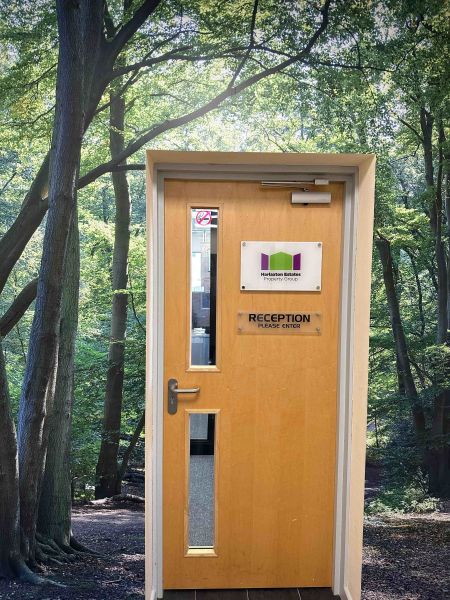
[187, 204, 222, 372]
[185, 409, 220, 557]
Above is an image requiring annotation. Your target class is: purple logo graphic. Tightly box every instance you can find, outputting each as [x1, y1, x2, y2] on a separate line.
[261, 251, 301, 271]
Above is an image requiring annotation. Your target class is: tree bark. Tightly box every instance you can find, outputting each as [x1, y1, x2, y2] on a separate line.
[95, 78, 132, 499]
[17, 0, 103, 562]
[37, 214, 79, 548]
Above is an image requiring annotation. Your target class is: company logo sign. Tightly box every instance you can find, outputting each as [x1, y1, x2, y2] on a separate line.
[240, 241, 322, 291]
[261, 251, 301, 271]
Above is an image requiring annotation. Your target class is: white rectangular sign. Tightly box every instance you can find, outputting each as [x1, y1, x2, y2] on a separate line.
[240, 241, 322, 291]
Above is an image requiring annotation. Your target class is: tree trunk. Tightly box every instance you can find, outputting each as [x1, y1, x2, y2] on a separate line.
[0, 340, 43, 582]
[428, 391, 450, 497]
[95, 81, 131, 499]
[0, 338, 21, 576]
[37, 214, 79, 549]
[419, 115, 450, 496]
[376, 237, 426, 435]
[17, 0, 103, 562]
[446, 169, 450, 343]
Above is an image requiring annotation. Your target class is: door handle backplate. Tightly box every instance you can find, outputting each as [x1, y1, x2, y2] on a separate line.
[168, 378, 200, 415]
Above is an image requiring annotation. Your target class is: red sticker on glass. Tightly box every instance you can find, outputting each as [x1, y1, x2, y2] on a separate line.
[195, 210, 212, 226]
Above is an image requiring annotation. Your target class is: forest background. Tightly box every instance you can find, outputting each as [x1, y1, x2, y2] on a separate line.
[0, 0, 448, 591]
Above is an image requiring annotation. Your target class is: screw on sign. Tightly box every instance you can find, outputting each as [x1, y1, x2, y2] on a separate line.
[195, 210, 212, 226]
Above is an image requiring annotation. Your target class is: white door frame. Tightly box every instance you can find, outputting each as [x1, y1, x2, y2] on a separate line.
[146, 154, 374, 600]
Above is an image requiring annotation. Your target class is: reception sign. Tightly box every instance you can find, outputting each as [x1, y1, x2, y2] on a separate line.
[237, 311, 322, 335]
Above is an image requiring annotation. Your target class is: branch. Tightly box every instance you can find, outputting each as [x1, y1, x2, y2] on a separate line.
[117, 410, 145, 484]
[79, 0, 332, 188]
[0, 152, 50, 296]
[397, 116, 424, 142]
[110, 44, 252, 80]
[109, 0, 163, 56]
[20, 63, 57, 90]
[2, 104, 55, 128]
[227, 0, 259, 89]
[0, 172, 17, 196]
[111, 45, 194, 77]
[0, 278, 38, 337]
[128, 270, 146, 334]
[110, 163, 145, 172]
[95, 68, 144, 117]
[104, 1, 117, 39]
[111, 30, 188, 78]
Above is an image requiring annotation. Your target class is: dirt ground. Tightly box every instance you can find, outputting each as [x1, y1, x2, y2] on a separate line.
[0, 503, 449, 599]
[0, 502, 145, 599]
[362, 512, 450, 600]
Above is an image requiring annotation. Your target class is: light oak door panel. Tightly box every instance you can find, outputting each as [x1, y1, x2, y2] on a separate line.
[163, 180, 343, 589]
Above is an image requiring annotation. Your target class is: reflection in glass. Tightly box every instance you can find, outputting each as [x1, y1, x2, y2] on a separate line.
[190, 209, 218, 366]
[188, 413, 216, 548]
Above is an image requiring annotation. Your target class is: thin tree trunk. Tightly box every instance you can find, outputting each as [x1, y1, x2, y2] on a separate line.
[117, 410, 145, 485]
[420, 116, 449, 496]
[376, 237, 426, 435]
[405, 250, 425, 337]
[374, 408, 379, 449]
[446, 169, 450, 343]
[95, 79, 131, 499]
[37, 215, 79, 549]
[425, 123, 450, 496]
[429, 391, 450, 496]
[433, 125, 448, 346]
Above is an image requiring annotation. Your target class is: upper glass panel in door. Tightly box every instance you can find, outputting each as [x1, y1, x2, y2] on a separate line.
[190, 209, 219, 367]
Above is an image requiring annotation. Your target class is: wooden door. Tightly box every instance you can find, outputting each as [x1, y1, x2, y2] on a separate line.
[163, 179, 343, 590]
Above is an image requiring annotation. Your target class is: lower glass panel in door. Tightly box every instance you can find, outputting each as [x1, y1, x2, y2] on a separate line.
[186, 411, 218, 556]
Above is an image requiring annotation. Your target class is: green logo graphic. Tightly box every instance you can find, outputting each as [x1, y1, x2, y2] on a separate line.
[261, 251, 301, 270]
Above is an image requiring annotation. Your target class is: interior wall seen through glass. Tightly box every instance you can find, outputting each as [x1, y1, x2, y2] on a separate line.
[190, 209, 218, 366]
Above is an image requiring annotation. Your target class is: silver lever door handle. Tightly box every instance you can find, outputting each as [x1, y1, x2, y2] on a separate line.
[168, 378, 200, 415]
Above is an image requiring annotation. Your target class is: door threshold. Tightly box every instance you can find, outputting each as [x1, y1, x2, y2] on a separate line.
[163, 587, 340, 599]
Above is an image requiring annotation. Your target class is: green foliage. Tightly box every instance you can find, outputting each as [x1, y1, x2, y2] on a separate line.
[366, 423, 440, 513]
[366, 483, 440, 514]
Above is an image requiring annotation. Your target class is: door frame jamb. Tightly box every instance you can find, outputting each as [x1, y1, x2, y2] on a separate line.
[147, 163, 360, 600]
